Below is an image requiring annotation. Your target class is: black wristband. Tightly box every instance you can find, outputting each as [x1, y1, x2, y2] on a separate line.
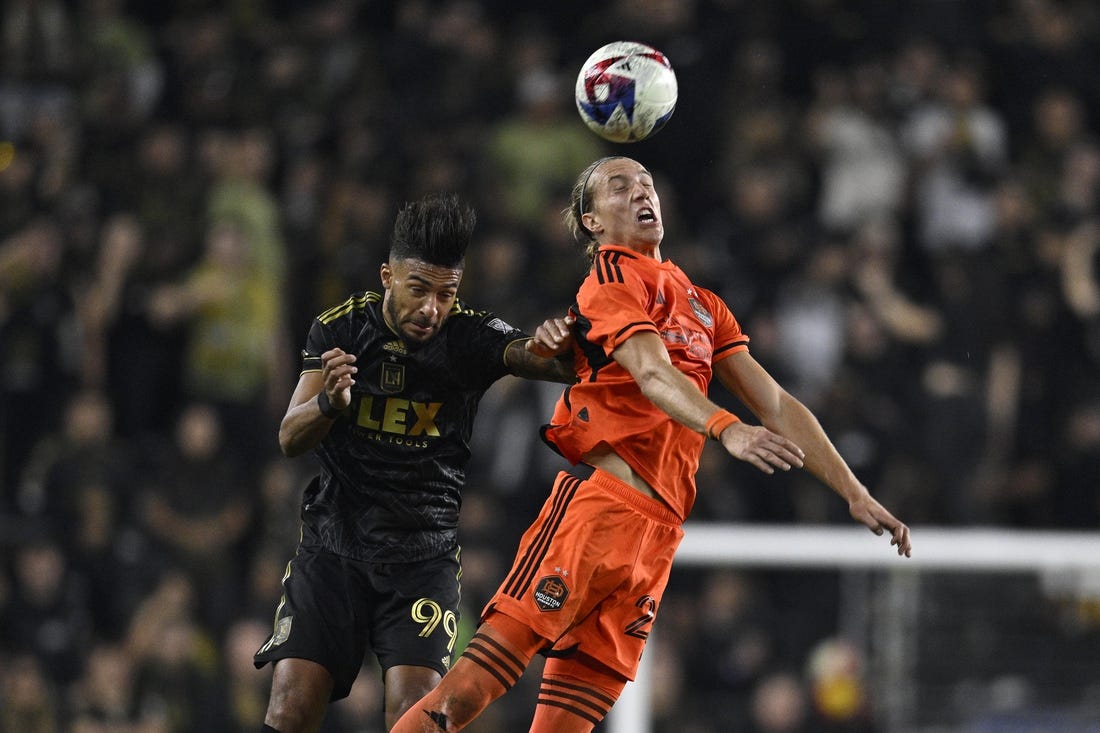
[317, 390, 342, 419]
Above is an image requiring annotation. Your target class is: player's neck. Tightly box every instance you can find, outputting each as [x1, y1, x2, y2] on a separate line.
[606, 242, 662, 261]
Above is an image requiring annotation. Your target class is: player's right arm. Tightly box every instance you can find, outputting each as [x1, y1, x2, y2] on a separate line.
[611, 332, 803, 475]
[278, 348, 357, 457]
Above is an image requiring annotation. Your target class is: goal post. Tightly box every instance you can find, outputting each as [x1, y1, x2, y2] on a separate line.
[673, 524, 1100, 571]
[608, 524, 1100, 733]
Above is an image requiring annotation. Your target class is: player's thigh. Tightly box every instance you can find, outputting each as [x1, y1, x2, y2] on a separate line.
[367, 549, 463, 676]
[266, 657, 334, 731]
[254, 545, 371, 701]
[549, 507, 682, 680]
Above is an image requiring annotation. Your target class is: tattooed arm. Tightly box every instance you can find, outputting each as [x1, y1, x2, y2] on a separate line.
[504, 315, 577, 384]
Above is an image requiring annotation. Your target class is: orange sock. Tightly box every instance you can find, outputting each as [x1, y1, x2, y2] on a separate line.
[390, 615, 543, 732]
[529, 656, 627, 733]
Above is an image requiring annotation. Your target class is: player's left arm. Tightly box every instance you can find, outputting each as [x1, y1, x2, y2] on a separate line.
[715, 350, 912, 557]
[503, 315, 577, 384]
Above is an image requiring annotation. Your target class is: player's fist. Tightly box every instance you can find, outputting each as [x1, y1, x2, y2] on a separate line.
[526, 315, 575, 358]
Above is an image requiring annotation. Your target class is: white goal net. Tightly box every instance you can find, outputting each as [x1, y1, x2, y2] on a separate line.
[609, 524, 1100, 733]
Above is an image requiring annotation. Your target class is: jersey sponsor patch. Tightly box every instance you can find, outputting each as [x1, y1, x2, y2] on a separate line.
[272, 615, 293, 646]
[534, 575, 570, 612]
[485, 317, 514, 333]
[688, 298, 713, 327]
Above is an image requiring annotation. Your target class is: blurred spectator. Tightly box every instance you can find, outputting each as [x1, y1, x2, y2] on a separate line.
[806, 637, 876, 732]
[0, 219, 77, 500]
[770, 242, 850, 406]
[78, 211, 189, 437]
[677, 570, 775, 720]
[132, 613, 222, 733]
[484, 34, 605, 235]
[15, 388, 126, 519]
[13, 387, 160, 635]
[805, 58, 907, 236]
[70, 479, 162, 641]
[0, 654, 60, 733]
[749, 670, 810, 733]
[901, 56, 1008, 253]
[1053, 398, 1100, 527]
[2, 0, 74, 81]
[123, 571, 220, 732]
[130, 124, 204, 261]
[67, 640, 164, 733]
[1017, 87, 1090, 216]
[147, 215, 286, 461]
[138, 404, 254, 634]
[1, 536, 92, 688]
[221, 617, 275, 733]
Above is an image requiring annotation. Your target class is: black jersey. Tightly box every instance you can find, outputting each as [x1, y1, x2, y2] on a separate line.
[298, 291, 528, 563]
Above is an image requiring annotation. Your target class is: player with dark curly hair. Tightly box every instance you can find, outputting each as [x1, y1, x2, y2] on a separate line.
[254, 193, 576, 733]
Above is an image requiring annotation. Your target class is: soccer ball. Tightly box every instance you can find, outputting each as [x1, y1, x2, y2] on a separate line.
[575, 41, 678, 143]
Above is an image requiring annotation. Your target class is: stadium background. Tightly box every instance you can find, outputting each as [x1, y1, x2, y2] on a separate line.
[1, 0, 1099, 731]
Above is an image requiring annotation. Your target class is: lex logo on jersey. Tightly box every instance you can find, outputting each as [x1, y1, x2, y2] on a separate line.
[356, 396, 442, 437]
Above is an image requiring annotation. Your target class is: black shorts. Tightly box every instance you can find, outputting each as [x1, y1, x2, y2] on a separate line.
[253, 541, 462, 700]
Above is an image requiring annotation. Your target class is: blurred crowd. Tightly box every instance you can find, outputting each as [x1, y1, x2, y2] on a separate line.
[2, 0, 1099, 731]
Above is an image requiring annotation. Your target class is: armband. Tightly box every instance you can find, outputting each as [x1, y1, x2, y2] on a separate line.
[317, 390, 342, 419]
[704, 409, 739, 440]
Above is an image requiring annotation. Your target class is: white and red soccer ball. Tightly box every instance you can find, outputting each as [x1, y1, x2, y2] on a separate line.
[575, 41, 678, 143]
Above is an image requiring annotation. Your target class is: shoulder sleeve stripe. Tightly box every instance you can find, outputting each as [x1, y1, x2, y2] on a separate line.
[318, 292, 380, 324]
[714, 338, 750, 355]
[613, 320, 657, 341]
[609, 252, 624, 283]
[301, 352, 322, 374]
[595, 253, 609, 284]
[594, 251, 626, 285]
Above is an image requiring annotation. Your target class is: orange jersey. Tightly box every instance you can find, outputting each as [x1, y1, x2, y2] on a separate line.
[542, 244, 749, 520]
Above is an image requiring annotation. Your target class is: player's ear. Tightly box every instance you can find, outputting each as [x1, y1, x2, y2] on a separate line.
[380, 262, 393, 289]
[582, 211, 603, 236]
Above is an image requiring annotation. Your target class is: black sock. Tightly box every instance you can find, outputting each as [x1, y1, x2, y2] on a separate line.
[262, 726, 282, 733]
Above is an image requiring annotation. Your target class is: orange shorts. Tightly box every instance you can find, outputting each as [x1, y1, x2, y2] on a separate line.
[483, 467, 684, 680]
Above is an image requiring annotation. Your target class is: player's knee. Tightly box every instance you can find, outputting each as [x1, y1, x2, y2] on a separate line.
[265, 692, 321, 733]
[384, 674, 441, 729]
[386, 685, 434, 722]
[265, 660, 332, 733]
[408, 657, 512, 729]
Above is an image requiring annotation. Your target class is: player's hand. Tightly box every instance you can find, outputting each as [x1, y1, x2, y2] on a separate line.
[718, 422, 804, 475]
[526, 315, 575, 358]
[320, 347, 357, 409]
[849, 495, 912, 557]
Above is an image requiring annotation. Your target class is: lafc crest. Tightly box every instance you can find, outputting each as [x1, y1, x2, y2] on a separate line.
[381, 361, 405, 393]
